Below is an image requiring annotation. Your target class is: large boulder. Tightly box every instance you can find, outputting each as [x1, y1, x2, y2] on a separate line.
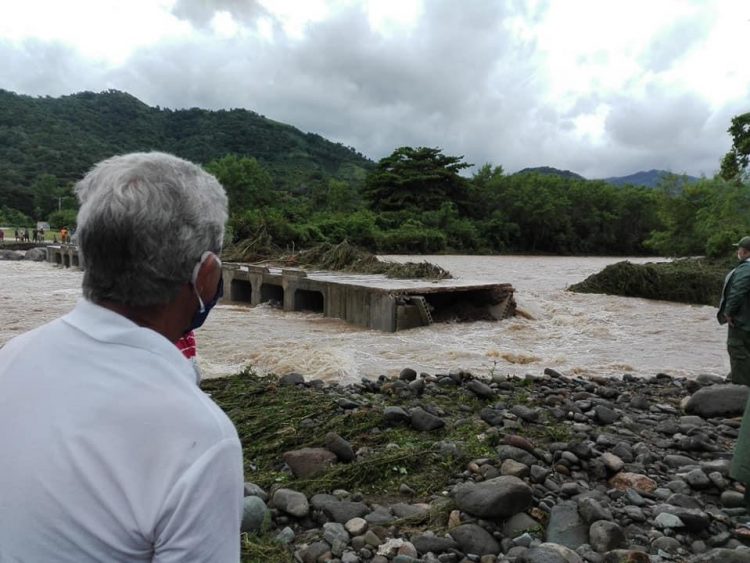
[410, 532, 458, 555]
[241, 495, 268, 533]
[322, 500, 370, 523]
[520, 542, 584, 562]
[608, 472, 657, 494]
[282, 447, 337, 478]
[0, 250, 23, 261]
[545, 501, 588, 550]
[588, 520, 626, 552]
[453, 475, 532, 519]
[448, 523, 500, 556]
[272, 488, 310, 518]
[24, 247, 47, 261]
[325, 432, 355, 462]
[684, 384, 750, 418]
[409, 407, 445, 431]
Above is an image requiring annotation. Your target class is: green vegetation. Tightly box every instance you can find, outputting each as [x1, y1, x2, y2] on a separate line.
[240, 533, 292, 563]
[0, 88, 371, 224]
[569, 258, 731, 305]
[1, 89, 748, 265]
[201, 370, 573, 502]
[286, 241, 452, 279]
[204, 370, 576, 561]
[720, 112, 750, 184]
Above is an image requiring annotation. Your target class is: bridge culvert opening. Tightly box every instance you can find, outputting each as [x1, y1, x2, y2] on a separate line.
[230, 279, 252, 303]
[294, 289, 324, 313]
[260, 283, 284, 307]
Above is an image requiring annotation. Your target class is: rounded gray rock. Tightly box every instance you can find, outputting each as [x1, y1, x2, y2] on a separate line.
[454, 475, 532, 519]
[448, 523, 500, 556]
[409, 407, 445, 431]
[399, 368, 417, 381]
[685, 384, 750, 418]
[520, 542, 584, 563]
[272, 488, 310, 518]
[588, 520, 625, 553]
[241, 495, 268, 533]
[24, 247, 47, 261]
[325, 431, 355, 462]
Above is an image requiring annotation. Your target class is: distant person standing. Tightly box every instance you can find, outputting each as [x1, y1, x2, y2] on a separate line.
[718, 236, 750, 386]
[60, 226, 68, 244]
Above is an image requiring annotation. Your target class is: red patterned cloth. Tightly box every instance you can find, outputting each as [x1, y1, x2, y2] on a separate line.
[176, 331, 197, 360]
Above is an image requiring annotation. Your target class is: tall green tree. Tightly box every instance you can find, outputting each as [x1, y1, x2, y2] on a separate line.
[720, 112, 750, 183]
[363, 147, 472, 213]
[205, 155, 274, 213]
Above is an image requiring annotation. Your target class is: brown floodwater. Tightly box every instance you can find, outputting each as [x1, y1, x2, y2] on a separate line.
[0, 255, 727, 383]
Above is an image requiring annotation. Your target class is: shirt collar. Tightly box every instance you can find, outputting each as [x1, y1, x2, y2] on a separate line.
[62, 299, 197, 383]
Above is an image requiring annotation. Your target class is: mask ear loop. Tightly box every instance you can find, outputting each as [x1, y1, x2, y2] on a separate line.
[190, 251, 216, 314]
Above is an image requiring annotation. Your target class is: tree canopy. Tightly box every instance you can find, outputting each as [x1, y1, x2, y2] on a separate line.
[363, 147, 472, 213]
[720, 112, 750, 183]
[2, 89, 748, 262]
[0, 89, 372, 220]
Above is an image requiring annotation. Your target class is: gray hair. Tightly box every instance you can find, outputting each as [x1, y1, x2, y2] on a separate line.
[75, 152, 228, 307]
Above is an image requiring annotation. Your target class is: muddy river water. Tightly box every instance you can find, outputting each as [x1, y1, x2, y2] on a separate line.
[0, 255, 727, 383]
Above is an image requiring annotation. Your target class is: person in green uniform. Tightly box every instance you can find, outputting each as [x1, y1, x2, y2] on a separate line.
[722, 237, 750, 513]
[718, 236, 750, 386]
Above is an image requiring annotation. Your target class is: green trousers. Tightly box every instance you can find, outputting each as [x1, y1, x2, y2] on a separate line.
[728, 326, 750, 387]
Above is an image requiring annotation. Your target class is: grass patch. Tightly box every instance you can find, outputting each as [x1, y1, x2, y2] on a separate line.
[240, 533, 293, 563]
[201, 372, 499, 498]
[568, 258, 729, 305]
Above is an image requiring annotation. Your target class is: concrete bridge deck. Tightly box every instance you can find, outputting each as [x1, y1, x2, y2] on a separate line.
[224, 262, 515, 332]
[43, 246, 516, 332]
[46, 244, 81, 268]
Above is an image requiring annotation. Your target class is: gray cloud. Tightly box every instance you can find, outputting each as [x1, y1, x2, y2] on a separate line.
[0, 1, 740, 178]
[640, 10, 714, 73]
[171, 0, 268, 27]
[0, 39, 105, 96]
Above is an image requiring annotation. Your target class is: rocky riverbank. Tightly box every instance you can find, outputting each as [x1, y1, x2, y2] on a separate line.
[0, 247, 47, 261]
[201, 368, 750, 563]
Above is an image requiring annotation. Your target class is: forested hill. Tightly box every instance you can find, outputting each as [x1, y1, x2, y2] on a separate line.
[603, 169, 700, 188]
[514, 166, 586, 181]
[0, 88, 373, 201]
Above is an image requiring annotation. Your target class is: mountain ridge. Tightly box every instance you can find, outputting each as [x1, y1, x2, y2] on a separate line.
[0, 88, 373, 207]
[513, 165, 700, 188]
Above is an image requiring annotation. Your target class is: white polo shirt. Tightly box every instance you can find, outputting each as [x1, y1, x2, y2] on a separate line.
[0, 299, 244, 562]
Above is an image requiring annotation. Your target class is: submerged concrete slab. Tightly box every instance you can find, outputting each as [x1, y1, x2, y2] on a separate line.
[40, 250, 515, 331]
[46, 244, 82, 269]
[223, 262, 515, 332]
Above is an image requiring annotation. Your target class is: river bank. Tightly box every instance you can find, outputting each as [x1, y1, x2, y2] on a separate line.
[217, 368, 750, 562]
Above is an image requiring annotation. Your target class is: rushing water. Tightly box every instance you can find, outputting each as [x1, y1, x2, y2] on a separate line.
[0, 255, 728, 383]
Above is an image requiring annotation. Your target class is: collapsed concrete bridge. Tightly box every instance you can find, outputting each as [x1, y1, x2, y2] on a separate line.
[44, 247, 517, 332]
[223, 263, 516, 332]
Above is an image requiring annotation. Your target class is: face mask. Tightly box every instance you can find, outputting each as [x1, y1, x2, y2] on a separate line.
[186, 252, 224, 333]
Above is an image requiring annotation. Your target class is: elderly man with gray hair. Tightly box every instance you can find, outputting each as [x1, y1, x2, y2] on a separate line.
[0, 152, 243, 562]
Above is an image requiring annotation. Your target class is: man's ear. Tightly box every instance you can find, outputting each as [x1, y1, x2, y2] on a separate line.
[194, 253, 221, 302]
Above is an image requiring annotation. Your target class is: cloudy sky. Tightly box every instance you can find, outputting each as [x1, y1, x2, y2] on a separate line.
[1, 0, 748, 178]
